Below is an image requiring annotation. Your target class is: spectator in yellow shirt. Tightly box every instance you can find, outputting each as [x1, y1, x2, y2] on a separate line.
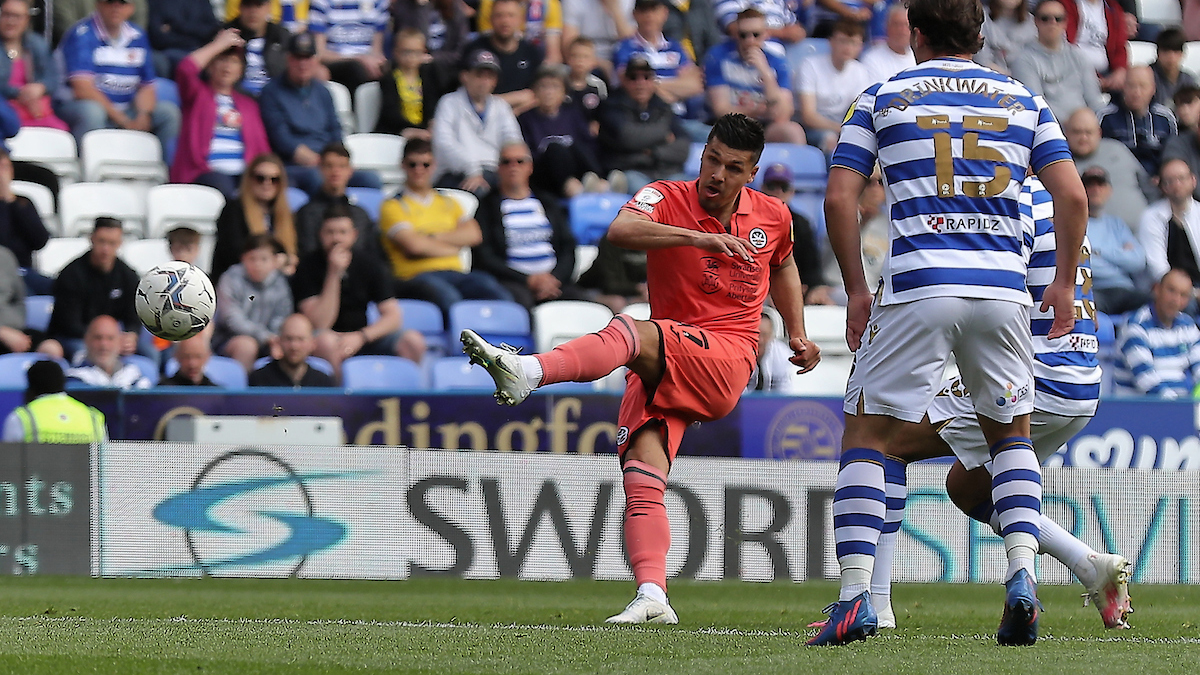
[477, 0, 563, 64]
[380, 138, 513, 318]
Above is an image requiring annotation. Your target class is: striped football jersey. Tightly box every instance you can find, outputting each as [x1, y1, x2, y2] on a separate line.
[1020, 176, 1101, 417]
[832, 58, 1072, 307]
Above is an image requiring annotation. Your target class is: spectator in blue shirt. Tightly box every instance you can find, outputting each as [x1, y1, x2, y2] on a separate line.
[613, 0, 706, 141]
[1082, 167, 1149, 315]
[258, 31, 381, 196]
[54, 0, 181, 154]
[1114, 268, 1200, 398]
[1099, 65, 1178, 177]
[702, 7, 805, 144]
[147, 0, 221, 78]
[309, 0, 389, 96]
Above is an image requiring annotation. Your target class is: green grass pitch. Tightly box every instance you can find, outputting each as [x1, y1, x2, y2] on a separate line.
[0, 577, 1196, 674]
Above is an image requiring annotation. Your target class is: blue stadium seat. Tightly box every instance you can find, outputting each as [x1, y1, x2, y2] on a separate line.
[342, 355, 424, 391]
[790, 193, 826, 242]
[346, 187, 385, 221]
[24, 295, 53, 332]
[287, 187, 309, 212]
[124, 354, 160, 385]
[0, 352, 53, 388]
[754, 143, 827, 191]
[449, 300, 533, 353]
[432, 356, 496, 391]
[163, 355, 247, 388]
[155, 78, 180, 108]
[1096, 311, 1117, 355]
[568, 192, 631, 246]
[685, 142, 704, 176]
[252, 356, 334, 376]
[398, 299, 447, 353]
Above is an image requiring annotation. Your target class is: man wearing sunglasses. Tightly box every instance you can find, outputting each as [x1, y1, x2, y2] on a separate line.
[596, 54, 690, 194]
[1010, 0, 1104, 123]
[380, 138, 512, 319]
[702, 7, 806, 145]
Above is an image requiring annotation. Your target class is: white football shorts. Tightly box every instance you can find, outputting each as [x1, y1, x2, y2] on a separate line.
[844, 297, 1034, 424]
[927, 375, 1091, 469]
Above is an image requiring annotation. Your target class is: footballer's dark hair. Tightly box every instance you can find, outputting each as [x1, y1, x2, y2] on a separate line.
[707, 113, 766, 162]
[908, 0, 985, 57]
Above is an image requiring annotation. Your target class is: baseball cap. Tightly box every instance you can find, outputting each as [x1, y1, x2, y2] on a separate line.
[762, 163, 794, 186]
[625, 54, 656, 76]
[1081, 167, 1109, 185]
[288, 32, 317, 58]
[465, 49, 502, 73]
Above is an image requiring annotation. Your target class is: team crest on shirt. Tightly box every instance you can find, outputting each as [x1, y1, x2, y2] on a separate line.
[616, 426, 629, 446]
[748, 227, 767, 249]
[699, 257, 722, 294]
[631, 187, 665, 213]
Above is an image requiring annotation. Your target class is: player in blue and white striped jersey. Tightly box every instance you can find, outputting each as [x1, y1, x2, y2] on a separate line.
[822, 176, 1131, 634]
[813, 0, 1089, 648]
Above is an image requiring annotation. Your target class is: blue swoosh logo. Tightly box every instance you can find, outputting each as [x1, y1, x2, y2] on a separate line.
[152, 472, 361, 570]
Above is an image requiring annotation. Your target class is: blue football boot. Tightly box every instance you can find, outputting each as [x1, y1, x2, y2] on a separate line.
[807, 591, 878, 646]
[997, 569, 1041, 646]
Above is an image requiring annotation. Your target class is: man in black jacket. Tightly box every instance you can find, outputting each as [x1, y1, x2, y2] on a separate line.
[148, 0, 221, 77]
[597, 55, 690, 194]
[225, 0, 289, 97]
[293, 142, 384, 262]
[472, 141, 588, 308]
[48, 217, 148, 362]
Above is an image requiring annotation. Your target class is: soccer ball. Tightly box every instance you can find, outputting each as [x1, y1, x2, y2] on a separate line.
[135, 261, 216, 341]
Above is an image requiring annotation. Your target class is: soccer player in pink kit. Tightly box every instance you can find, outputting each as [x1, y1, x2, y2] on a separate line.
[463, 113, 821, 623]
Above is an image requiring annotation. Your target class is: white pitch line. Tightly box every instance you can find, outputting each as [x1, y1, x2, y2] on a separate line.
[4, 616, 1200, 644]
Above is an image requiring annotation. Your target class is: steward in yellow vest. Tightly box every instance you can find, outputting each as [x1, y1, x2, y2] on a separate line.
[3, 361, 106, 444]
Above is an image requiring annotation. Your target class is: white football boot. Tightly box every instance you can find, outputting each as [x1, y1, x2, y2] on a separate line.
[460, 329, 533, 406]
[605, 592, 679, 625]
[1081, 553, 1133, 629]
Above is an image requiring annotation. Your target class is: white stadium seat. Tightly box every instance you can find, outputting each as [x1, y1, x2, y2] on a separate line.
[803, 305, 852, 355]
[7, 127, 79, 181]
[145, 184, 225, 238]
[533, 300, 614, 352]
[791, 354, 854, 396]
[1138, 0, 1182, 24]
[345, 132, 405, 190]
[574, 244, 598, 281]
[437, 187, 478, 218]
[1128, 41, 1157, 67]
[325, 80, 356, 135]
[81, 129, 167, 184]
[1185, 41, 1200, 80]
[11, 180, 57, 234]
[118, 238, 172, 276]
[34, 237, 91, 277]
[355, 81, 381, 134]
[59, 182, 146, 237]
[621, 302, 651, 320]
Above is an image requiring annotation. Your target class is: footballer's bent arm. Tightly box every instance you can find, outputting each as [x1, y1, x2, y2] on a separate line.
[607, 208, 753, 260]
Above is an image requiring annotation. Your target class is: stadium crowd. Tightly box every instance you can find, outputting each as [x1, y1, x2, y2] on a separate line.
[2, 0, 1200, 396]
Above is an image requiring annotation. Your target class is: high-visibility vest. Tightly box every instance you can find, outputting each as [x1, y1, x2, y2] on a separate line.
[12, 394, 106, 444]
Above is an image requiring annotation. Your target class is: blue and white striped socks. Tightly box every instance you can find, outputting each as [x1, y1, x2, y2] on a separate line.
[989, 437, 1041, 582]
[834, 447, 887, 601]
[870, 456, 908, 604]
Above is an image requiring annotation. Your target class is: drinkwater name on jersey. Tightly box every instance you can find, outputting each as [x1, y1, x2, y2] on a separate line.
[833, 60, 1070, 308]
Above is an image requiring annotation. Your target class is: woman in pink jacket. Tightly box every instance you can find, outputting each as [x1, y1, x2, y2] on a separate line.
[171, 29, 271, 199]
